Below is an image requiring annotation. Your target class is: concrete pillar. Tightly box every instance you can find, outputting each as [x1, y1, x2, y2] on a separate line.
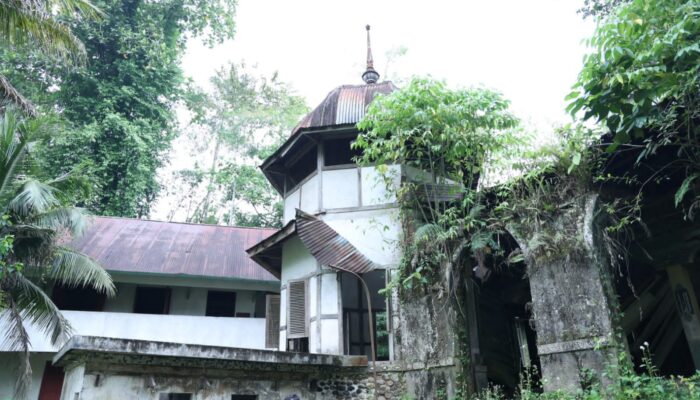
[509, 194, 621, 392]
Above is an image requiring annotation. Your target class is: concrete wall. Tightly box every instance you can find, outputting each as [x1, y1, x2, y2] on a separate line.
[59, 360, 407, 400]
[2, 311, 267, 353]
[282, 165, 401, 225]
[321, 208, 402, 268]
[0, 352, 52, 400]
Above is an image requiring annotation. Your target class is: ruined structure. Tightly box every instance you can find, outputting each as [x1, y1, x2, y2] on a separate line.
[3, 26, 699, 400]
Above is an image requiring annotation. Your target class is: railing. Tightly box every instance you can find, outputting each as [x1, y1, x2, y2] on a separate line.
[0, 310, 267, 352]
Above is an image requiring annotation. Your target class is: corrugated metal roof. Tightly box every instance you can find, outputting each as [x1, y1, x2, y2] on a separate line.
[291, 81, 397, 136]
[295, 210, 375, 274]
[68, 217, 278, 281]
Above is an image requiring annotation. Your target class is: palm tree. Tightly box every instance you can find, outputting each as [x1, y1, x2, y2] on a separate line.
[0, 0, 101, 114]
[0, 109, 115, 398]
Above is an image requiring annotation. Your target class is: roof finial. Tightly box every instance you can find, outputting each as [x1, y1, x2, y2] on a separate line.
[362, 25, 380, 84]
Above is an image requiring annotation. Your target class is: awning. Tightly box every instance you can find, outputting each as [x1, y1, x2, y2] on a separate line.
[295, 210, 376, 274]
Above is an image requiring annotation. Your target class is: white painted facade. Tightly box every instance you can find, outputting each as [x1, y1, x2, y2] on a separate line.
[277, 152, 404, 357]
[0, 272, 278, 399]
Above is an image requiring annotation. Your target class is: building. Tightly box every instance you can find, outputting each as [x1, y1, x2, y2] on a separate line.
[3, 25, 700, 400]
[0, 217, 280, 399]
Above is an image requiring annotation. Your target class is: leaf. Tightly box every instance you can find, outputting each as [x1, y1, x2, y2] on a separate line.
[675, 174, 698, 207]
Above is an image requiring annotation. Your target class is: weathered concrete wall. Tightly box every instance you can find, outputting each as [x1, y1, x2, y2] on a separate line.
[0, 352, 52, 400]
[392, 287, 463, 399]
[61, 361, 410, 400]
[509, 194, 620, 392]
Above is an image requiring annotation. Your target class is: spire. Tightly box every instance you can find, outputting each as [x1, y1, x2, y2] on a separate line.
[362, 25, 380, 84]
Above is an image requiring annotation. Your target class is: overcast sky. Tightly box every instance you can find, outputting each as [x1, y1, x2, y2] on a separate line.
[182, 0, 595, 128]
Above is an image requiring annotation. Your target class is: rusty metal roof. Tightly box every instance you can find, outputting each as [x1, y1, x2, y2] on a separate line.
[68, 217, 278, 281]
[291, 81, 397, 136]
[295, 210, 376, 274]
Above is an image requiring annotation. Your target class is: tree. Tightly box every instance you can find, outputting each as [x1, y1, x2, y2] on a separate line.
[354, 78, 519, 290]
[577, 0, 629, 19]
[0, 109, 115, 398]
[0, 0, 101, 114]
[568, 0, 700, 218]
[22, 0, 237, 218]
[163, 63, 307, 227]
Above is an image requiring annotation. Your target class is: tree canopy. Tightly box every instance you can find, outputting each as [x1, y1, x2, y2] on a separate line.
[163, 63, 307, 227]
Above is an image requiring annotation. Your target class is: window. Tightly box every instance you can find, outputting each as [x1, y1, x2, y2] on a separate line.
[287, 280, 308, 339]
[286, 146, 317, 189]
[265, 294, 281, 348]
[324, 137, 361, 166]
[231, 396, 258, 400]
[206, 291, 237, 317]
[133, 286, 170, 314]
[159, 394, 192, 400]
[51, 285, 105, 312]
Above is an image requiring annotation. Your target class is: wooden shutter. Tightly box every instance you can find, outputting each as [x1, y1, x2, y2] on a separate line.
[287, 280, 308, 338]
[265, 294, 281, 349]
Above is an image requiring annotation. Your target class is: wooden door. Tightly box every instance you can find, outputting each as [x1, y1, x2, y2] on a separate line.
[38, 362, 64, 400]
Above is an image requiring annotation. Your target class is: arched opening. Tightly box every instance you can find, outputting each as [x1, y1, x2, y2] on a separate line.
[468, 232, 541, 395]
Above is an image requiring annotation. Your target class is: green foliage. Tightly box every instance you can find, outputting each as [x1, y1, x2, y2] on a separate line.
[569, 0, 700, 219]
[355, 78, 519, 293]
[577, 0, 629, 19]
[164, 63, 307, 227]
[473, 349, 700, 400]
[7, 0, 238, 218]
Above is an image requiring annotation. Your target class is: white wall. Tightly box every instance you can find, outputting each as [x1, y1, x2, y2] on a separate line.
[60, 362, 85, 400]
[361, 165, 400, 206]
[0, 352, 52, 400]
[322, 169, 360, 209]
[283, 187, 301, 224]
[1, 311, 267, 353]
[322, 208, 402, 268]
[300, 174, 319, 214]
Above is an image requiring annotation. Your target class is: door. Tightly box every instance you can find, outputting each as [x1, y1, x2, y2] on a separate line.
[38, 362, 64, 400]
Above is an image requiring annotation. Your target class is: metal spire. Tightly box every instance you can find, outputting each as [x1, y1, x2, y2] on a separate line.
[362, 25, 380, 84]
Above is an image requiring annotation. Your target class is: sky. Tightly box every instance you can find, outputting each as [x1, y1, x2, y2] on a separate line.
[153, 0, 596, 220]
[181, 0, 595, 128]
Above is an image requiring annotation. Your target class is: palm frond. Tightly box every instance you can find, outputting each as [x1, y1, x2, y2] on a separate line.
[9, 179, 60, 218]
[413, 223, 445, 247]
[1, 297, 32, 399]
[0, 1, 86, 62]
[29, 206, 88, 236]
[50, 246, 115, 296]
[0, 110, 29, 199]
[11, 271, 72, 345]
[0, 74, 36, 117]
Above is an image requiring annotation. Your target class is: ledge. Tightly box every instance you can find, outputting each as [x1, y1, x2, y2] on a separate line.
[53, 336, 368, 373]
